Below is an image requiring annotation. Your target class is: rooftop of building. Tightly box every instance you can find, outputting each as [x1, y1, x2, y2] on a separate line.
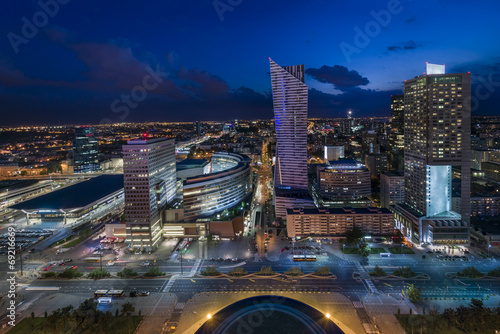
[381, 170, 404, 177]
[472, 217, 500, 236]
[126, 136, 173, 145]
[287, 207, 392, 215]
[325, 158, 366, 170]
[10, 174, 123, 211]
[176, 159, 209, 170]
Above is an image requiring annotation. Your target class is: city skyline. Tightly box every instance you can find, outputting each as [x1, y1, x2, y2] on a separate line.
[1, 1, 500, 125]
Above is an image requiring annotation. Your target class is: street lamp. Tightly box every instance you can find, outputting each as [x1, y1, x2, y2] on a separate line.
[343, 244, 345, 258]
[325, 313, 331, 319]
[207, 314, 212, 320]
[488, 244, 491, 256]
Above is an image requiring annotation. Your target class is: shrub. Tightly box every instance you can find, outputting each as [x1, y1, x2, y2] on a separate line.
[88, 269, 110, 279]
[117, 268, 138, 278]
[58, 268, 83, 279]
[284, 267, 304, 276]
[370, 265, 386, 277]
[393, 266, 416, 278]
[228, 267, 248, 276]
[200, 266, 221, 276]
[487, 267, 500, 277]
[458, 266, 483, 278]
[42, 271, 57, 278]
[255, 266, 275, 276]
[143, 267, 166, 277]
[313, 266, 331, 276]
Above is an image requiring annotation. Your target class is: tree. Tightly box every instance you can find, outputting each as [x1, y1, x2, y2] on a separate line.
[88, 268, 110, 279]
[200, 266, 221, 276]
[228, 267, 248, 276]
[313, 266, 330, 276]
[121, 302, 135, 316]
[357, 238, 370, 257]
[284, 267, 304, 276]
[345, 227, 363, 245]
[405, 284, 422, 303]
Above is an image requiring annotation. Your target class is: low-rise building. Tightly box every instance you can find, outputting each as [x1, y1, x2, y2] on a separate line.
[380, 170, 404, 208]
[286, 207, 394, 238]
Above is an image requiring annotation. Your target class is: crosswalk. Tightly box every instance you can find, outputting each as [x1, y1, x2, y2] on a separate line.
[162, 274, 179, 293]
[352, 301, 363, 308]
[174, 302, 185, 310]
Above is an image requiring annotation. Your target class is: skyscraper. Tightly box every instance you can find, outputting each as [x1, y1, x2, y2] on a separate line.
[390, 95, 404, 150]
[269, 59, 308, 190]
[73, 126, 100, 173]
[123, 137, 176, 252]
[393, 64, 471, 245]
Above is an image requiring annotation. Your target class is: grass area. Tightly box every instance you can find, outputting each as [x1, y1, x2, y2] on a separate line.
[342, 247, 386, 254]
[9, 316, 143, 334]
[63, 235, 87, 248]
[342, 247, 359, 254]
[396, 315, 465, 334]
[369, 247, 386, 254]
[388, 247, 415, 254]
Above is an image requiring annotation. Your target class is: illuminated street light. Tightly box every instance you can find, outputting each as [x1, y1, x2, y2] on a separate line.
[325, 313, 330, 319]
[207, 314, 212, 320]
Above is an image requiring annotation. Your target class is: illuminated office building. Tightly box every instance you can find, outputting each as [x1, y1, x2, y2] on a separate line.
[73, 126, 100, 173]
[123, 137, 176, 252]
[393, 63, 471, 245]
[390, 95, 405, 150]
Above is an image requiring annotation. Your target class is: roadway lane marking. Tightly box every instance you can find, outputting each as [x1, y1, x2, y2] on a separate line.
[227, 279, 233, 282]
[190, 279, 196, 283]
[383, 283, 392, 287]
[249, 279, 255, 282]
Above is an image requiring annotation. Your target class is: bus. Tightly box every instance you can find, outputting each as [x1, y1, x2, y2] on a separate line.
[108, 290, 124, 297]
[94, 290, 108, 298]
[293, 255, 317, 262]
[83, 257, 101, 262]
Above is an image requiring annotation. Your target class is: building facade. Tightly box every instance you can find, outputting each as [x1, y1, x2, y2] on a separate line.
[123, 137, 176, 252]
[73, 126, 100, 173]
[270, 59, 308, 190]
[380, 170, 404, 209]
[324, 146, 344, 161]
[286, 207, 394, 238]
[316, 159, 371, 200]
[181, 152, 252, 221]
[390, 94, 405, 150]
[394, 63, 471, 245]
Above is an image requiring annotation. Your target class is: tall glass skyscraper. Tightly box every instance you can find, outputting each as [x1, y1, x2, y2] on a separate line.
[393, 63, 471, 245]
[73, 126, 100, 173]
[269, 58, 308, 190]
[123, 137, 177, 252]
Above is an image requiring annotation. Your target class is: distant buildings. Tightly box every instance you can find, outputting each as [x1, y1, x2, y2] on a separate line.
[73, 126, 100, 173]
[380, 171, 404, 209]
[123, 137, 176, 252]
[482, 161, 500, 181]
[286, 207, 394, 238]
[366, 153, 389, 178]
[324, 145, 344, 161]
[393, 63, 471, 245]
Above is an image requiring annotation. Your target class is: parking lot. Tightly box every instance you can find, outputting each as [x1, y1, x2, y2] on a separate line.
[0, 228, 53, 254]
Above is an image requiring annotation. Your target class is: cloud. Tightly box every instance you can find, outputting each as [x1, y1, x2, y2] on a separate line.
[306, 65, 369, 89]
[387, 40, 421, 52]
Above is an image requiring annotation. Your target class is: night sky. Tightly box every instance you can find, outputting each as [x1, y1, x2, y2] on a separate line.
[1, 0, 499, 125]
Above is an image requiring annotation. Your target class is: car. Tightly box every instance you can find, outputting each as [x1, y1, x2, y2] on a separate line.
[231, 258, 238, 262]
[129, 291, 138, 297]
[224, 258, 231, 262]
[71, 266, 78, 269]
[217, 257, 223, 262]
[106, 261, 115, 266]
[210, 258, 215, 261]
[141, 261, 150, 267]
[140, 291, 149, 296]
[435, 250, 442, 253]
[59, 262, 66, 266]
[426, 250, 433, 253]
[464, 251, 470, 254]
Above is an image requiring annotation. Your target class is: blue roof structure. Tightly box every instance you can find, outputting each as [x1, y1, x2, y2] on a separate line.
[10, 174, 123, 211]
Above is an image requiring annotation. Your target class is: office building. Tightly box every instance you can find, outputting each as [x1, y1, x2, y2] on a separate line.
[366, 153, 389, 178]
[393, 63, 471, 245]
[316, 159, 371, 200]
[390, 94, 405, 150]
[123, 137, 176, 252]
[270, 59, 308, 190]
[380, 170, 404, 208]
[482, 161, 500, 181]
[73, 126, 100, 173]
[324, 146, 344, 161]
[286, 207, 394, 238]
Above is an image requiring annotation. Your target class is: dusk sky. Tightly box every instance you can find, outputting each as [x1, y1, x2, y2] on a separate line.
[1, 0, 500, 125]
